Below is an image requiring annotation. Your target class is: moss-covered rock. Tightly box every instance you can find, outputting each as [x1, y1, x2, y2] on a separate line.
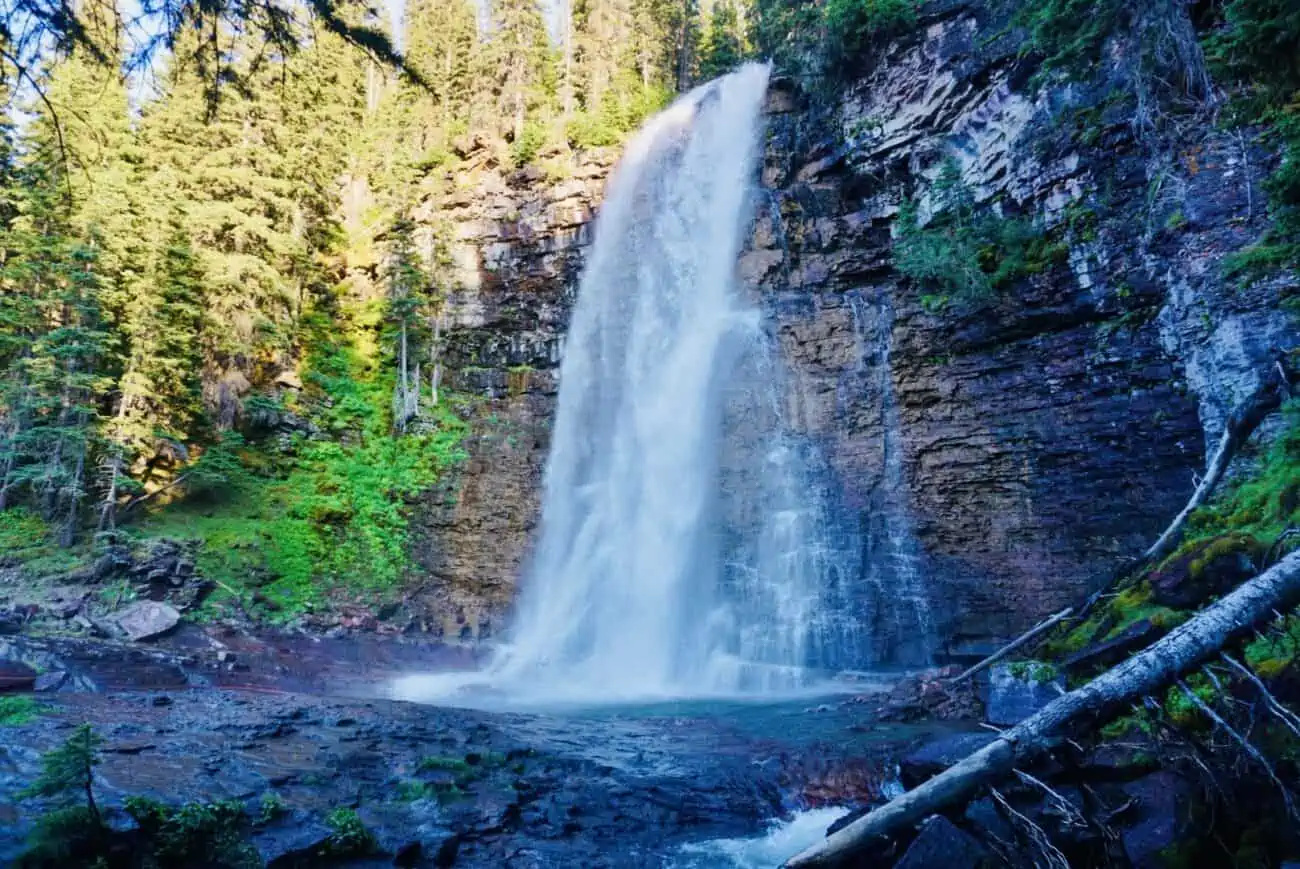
[1150, 533, 1263, 608]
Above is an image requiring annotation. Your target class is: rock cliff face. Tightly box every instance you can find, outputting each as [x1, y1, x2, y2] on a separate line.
[404, 145, 614, 641]
[413, 4, 1298, 662]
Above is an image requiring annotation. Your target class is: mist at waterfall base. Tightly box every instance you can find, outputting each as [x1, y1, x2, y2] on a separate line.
[393, 64, 888, 708]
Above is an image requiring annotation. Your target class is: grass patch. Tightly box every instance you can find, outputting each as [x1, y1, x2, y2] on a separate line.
[324, 808, 376, 856]
[0, 508, 85, 576]
[416, 755, 472, 774]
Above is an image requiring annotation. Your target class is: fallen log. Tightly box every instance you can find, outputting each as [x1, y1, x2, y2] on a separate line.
[948, 607, 1073, 685]
[784, 549, 1300, 868]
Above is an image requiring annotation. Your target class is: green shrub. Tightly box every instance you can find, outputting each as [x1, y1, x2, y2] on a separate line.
[417, 755, 471, 774]
[894, 161, 1067, 302]
[0, 695, 42, 726]
[567, 84, 672, 151]
[1007, 660, 1059, 683]
[1017, 0, 1125, 77]
[324, 808, 376, 856]
[257, 791, 286, 823]
[510, 120, 549, 168]
[125, 797, 259, 868]
[824, 0, 918, 66]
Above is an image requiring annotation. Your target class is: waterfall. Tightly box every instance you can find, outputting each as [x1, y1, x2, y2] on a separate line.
[394, 64, 866, 704]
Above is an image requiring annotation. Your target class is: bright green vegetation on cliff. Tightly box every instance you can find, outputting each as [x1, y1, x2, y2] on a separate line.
[1045, 403, 1300, 704]
[1017, 0, 1300, 275]
[1187, 402, 1300, 545]
[0, 696, 42, 726]
[895, 161, 1069, 306]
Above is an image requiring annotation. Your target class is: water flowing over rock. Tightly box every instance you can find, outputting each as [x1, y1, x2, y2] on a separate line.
[409, 64, 875, 702]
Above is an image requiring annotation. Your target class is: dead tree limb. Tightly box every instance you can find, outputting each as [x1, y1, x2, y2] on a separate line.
[1175, 679, 1297, 819]
[784, 549, 1300, 868]
[1143, 361, 1295, 567]
[1220, 652, 1300, 737]
[949, 608, 1073, 684]
[1074, 361, 1297, 621]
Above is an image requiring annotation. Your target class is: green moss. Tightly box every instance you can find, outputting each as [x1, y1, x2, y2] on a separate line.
[1186, 533, 1263, 580]
[417, 755, 472, 774]
[1243, 616, 1300, 678]
[1100, 710, 1156, 740]
[1007, 660, 1059, 683]
[1164, 674, 1216, 729]
[1186, 401, 1300, 545]
[0, 508, 85, 576]
[0, 696, 42, 726]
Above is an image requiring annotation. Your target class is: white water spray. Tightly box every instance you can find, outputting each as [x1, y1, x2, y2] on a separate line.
[394, 64, 867, 705]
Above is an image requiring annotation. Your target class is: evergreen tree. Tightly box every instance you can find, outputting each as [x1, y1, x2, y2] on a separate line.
[488, 0, 557, 140]
[0, 156, 108, 541]
[698, 0, 745, 79]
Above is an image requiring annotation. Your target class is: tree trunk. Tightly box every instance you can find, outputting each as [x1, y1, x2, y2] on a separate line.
[784, 548, 1300, 868]
[429, 311, 442, 407]
[97, 447, 121, 532]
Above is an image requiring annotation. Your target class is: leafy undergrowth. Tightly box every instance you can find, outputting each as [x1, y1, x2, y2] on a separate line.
[0, 509, 87, 577]
[0, 696, 43, 726]
[136, 406, 466, 622]
[129, 308, 470, 624]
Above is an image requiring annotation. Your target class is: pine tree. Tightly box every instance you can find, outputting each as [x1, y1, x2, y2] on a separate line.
[698, 0, 745, 80]
[0, 156, 109, 541]
[488, 0, 557, 140]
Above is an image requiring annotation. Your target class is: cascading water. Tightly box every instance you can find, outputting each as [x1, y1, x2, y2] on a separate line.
[395, 63, 866, 703]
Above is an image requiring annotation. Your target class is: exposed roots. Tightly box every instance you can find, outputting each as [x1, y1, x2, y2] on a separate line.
[990, 787, 1071, 869]
[1175, 679, 1298, 821]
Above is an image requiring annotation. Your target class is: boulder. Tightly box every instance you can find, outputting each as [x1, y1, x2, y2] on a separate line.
[964, 797, 1014, 845]
[893, 814, 987, 869]
[901, 731, 998, 789]
[1118, 771, 1194, 868]
[1150, 534, 1262, 608]
[33, 670, 67, 692]
[253, 810, 332, 867]
[112, 601, 181, 642]
[986, 663, 1065, 726]
[0, 660, 37, 690]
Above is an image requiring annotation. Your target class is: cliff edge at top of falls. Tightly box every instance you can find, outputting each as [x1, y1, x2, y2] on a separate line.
[414, 0, 1298, 663]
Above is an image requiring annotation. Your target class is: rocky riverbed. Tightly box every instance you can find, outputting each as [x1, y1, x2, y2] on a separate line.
[0, 628, 972, 868]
